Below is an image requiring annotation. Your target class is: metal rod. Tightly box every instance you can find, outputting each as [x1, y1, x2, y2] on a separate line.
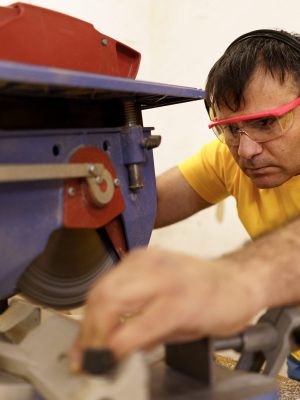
[128, 164, 144, 190]
[214, 336, 243, 352]
[0, 163, 104, 183]
[123, 99, 144, 191]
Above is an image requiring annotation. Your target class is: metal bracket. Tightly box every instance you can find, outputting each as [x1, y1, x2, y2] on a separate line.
[0, 163, 114, 207]
[235, 306, 300, 376]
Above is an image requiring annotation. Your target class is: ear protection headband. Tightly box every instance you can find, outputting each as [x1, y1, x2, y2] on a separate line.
[225, 29, 300, 54]
[205, 29, 300, 114]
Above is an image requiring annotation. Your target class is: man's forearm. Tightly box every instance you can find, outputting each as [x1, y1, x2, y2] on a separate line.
[155, 166, 211, 228]
[222, 217, 300, 311]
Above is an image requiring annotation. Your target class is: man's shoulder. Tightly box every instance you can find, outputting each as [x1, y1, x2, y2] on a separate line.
[202, 140, 238, 170]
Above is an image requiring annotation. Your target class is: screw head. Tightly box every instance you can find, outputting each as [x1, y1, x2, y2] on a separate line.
[96, 176, 102, 184]
[88, 165, 96, 175]
[114, 178, 120, 187]
[67, 187, 76, 197]
[101, 37, 108, 46]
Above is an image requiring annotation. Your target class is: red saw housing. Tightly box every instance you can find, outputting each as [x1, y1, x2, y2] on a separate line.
[0, 2, 141, 77]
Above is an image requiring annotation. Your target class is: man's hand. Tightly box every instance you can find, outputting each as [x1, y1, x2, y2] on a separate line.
[69, 246, 265, 371]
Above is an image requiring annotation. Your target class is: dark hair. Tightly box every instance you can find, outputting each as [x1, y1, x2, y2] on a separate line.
[205, 29, 300, 112]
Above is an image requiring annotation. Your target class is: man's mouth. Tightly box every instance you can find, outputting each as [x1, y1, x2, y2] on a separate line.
[243, 166, 276, 175]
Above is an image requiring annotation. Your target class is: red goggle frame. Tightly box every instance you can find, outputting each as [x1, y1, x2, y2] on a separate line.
[208, 97, 300, 129]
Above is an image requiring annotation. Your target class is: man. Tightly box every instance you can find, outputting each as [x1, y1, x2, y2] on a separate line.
[70, 29, 300, 379]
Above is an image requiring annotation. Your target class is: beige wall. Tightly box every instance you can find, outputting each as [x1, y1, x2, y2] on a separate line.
[4, 0, 300, 257]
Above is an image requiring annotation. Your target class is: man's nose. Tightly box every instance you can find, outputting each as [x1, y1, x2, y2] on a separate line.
[237, 132, 263, 159]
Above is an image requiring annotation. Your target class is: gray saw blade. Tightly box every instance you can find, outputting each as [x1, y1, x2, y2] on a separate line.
[17, 228, 118, 309]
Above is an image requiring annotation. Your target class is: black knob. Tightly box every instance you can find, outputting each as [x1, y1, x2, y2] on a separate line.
[82, 348, 116, 375]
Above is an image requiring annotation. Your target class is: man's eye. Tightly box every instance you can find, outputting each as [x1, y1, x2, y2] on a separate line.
[225, 125, 240, 135]
[247, 117, 276, 130]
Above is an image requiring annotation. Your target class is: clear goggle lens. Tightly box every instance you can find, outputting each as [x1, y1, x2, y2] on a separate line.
[213, 110, 294, 146]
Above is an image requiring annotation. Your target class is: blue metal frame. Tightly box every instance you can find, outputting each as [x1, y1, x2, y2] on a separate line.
[0, 126, 156, 298]
[0, 61, 204, 300]
[0, 60, 205, 108]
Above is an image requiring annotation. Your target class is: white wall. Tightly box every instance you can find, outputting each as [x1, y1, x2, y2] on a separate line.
[4, 0, 300, 257]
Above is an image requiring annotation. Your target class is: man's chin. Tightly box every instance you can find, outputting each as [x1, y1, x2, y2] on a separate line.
[242, 166, 289, 189]
[249, 174, 288, 189]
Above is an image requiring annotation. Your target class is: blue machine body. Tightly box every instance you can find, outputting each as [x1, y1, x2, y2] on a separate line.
[0, 60, 204, 300]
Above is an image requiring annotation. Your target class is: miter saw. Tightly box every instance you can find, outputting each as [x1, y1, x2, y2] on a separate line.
[0, 3, 298, 399]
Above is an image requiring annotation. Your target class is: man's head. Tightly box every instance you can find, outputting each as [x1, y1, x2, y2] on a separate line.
[205, 29, 300, 188]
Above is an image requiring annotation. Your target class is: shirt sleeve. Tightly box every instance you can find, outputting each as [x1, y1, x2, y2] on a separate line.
[178, 139, 231, 204]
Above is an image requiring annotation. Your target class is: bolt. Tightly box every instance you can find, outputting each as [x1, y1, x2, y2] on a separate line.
[101, 37, 108, 46]
[114, 178, 120, 187]
[96, 176, 102, 184]
[88, 165, 96, 176]
[67, 187, 76, 197]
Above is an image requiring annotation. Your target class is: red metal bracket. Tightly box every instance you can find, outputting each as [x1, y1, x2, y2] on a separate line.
[64, 147, 125, 229]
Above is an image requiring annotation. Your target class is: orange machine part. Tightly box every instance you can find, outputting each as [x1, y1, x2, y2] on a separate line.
[64, 147, 125, 229]
[0, 3, 141, 78]
[105, 218, 128, 258]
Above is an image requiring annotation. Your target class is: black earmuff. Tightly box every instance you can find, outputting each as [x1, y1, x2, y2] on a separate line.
[225, 29, 300, 54]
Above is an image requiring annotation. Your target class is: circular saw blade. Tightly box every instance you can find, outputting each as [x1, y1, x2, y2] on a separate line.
[17, 228, 118, 309]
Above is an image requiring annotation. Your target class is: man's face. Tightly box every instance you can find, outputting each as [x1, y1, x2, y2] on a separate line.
[216, 69, 300, 188]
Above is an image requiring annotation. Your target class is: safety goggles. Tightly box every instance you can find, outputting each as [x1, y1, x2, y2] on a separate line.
[208, 97, 300, 146]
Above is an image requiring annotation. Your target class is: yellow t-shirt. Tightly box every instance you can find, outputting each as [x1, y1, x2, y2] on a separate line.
[179, 139, 300, 361]
[179, 139, 300, 240]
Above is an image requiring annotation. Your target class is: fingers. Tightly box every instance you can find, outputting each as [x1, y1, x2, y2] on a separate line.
[69, 246, 208, 371]
[70, 249, 166, 369]
[106, 298, 192, 358]
[70, 300, 123, 372]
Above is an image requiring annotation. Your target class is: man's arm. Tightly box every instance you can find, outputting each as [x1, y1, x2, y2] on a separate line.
[69, 217, 300, 370]
[155, 166, 211, 228]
